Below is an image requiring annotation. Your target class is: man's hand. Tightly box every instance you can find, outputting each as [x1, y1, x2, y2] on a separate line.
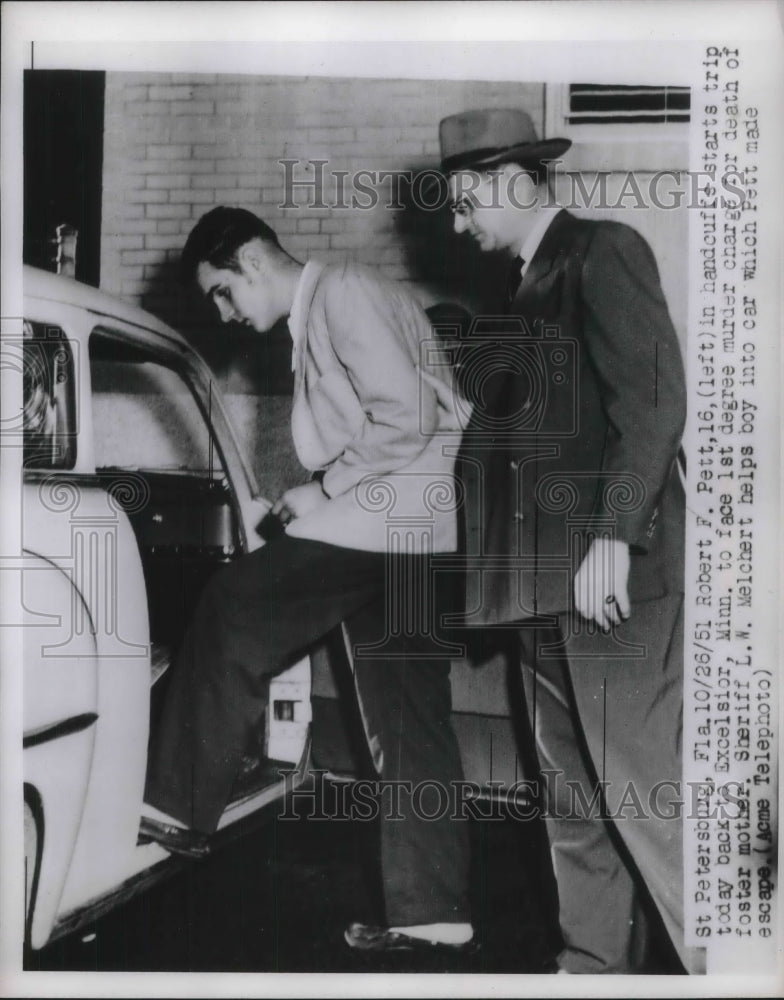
[574, 537, 631, 630]
[271, 481, 329, 524]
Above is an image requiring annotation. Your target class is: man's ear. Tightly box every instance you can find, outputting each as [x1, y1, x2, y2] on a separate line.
[503, 163, 537, 209]
[236, 239, 265, 276]
[500, 162, 521, 182]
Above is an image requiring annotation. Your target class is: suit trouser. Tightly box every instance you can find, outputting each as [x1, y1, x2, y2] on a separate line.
[144, 535, 470, 927]
[520, 593, 695, 973]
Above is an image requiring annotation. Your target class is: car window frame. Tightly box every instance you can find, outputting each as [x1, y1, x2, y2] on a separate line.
[87, 321, 258, 554]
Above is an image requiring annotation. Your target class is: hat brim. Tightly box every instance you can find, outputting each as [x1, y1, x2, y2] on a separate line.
[442, 137, 572, 174]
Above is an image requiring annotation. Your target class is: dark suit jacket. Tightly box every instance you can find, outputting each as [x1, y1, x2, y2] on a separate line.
[457, 209, 686, 625]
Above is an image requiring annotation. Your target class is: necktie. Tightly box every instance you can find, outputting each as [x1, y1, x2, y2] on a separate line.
[506, 256, 525, 305]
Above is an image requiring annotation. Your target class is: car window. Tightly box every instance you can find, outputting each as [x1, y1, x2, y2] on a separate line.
[89, 330, 224, 475]
[22, 321, 77, 471]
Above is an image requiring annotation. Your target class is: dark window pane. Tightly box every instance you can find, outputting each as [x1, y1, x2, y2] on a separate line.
[22, 322, 77, 470]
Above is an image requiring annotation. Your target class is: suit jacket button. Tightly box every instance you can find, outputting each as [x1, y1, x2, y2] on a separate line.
[510, 459, 520, 470]
[513, 511, 525, 522]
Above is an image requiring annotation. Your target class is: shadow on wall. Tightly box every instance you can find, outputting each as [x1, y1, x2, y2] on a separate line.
[222, 394, 307, 502]
[138, 255, 302, 504]
[139, 255, 295, 394]
[395, 162, 507, 315]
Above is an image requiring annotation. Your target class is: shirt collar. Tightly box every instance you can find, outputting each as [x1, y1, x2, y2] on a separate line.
[518, 206, 561, 275]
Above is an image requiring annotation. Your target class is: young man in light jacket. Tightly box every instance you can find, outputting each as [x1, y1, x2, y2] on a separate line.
[140, 207, 474, 954]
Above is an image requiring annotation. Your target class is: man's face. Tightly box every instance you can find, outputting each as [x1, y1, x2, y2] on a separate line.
[448, 167, 535, 253]
[196, 248, 280, 333]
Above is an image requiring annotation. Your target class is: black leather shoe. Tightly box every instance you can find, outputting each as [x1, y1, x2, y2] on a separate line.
[344, 922, 478, 954]
[137, 816, 211, 859]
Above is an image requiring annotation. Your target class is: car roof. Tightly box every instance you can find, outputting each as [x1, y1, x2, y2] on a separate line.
[23, 265, 190, 348]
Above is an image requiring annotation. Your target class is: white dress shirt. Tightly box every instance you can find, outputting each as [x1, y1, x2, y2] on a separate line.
[517, 206, 562, 278]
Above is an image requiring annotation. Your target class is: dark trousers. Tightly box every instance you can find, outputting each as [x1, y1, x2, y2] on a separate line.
[520, 594, 698, 973]
[144, 535, 470, 927]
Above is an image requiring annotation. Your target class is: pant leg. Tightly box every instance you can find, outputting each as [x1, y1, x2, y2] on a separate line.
[520, 625, 648, 973]
[563, 593, 697, 972]
[345, 587, 471, 927]
[145, 536, 386, 833]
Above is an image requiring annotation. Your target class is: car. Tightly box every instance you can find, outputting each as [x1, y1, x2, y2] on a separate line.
[17, 265, 521, 952]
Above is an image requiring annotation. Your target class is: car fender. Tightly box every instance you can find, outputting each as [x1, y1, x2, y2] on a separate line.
[50, 484, 152, 916]
[22, 548, 99, 950]
[23, 478, 152, 926]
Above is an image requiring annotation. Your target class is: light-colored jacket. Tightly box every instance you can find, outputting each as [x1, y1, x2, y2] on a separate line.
[284, 261, 467, 553]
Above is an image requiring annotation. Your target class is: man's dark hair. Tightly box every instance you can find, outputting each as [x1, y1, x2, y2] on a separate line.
[180, 206, 281, 286]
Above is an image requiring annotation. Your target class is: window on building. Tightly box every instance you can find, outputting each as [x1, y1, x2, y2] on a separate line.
[24, 70, 105, 286]
[545, 81, 690, 172]
[565, 83, 690, 126]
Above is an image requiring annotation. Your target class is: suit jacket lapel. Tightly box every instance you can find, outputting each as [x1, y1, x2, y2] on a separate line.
[511, 208, 576, 307]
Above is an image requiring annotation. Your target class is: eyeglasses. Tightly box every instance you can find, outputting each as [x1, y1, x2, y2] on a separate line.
[449, 171, 500, 217]
[449, 197, 476, 218]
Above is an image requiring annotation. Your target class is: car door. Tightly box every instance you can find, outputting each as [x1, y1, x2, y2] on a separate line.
[55, 321, 236, 921]
[20, 315, 103, 949]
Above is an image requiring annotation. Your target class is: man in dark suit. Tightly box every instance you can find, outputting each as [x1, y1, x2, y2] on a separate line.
[436, 108, 696, 973]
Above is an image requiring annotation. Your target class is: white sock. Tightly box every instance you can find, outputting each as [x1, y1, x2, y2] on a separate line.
[142, 803, 188, 829]
[389, 922, 473, 945]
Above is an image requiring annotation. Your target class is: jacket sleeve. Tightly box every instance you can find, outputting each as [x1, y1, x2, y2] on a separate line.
[581, 222, 686, 551]
[319, 269, 439, 499]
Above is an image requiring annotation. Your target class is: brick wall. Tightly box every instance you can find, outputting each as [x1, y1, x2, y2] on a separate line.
[101, 73, 545, 326]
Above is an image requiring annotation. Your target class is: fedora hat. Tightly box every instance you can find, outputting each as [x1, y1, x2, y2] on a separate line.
[439, 108, 571, 173]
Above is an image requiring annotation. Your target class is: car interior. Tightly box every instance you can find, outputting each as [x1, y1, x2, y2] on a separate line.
[88, 330, 289, 799]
